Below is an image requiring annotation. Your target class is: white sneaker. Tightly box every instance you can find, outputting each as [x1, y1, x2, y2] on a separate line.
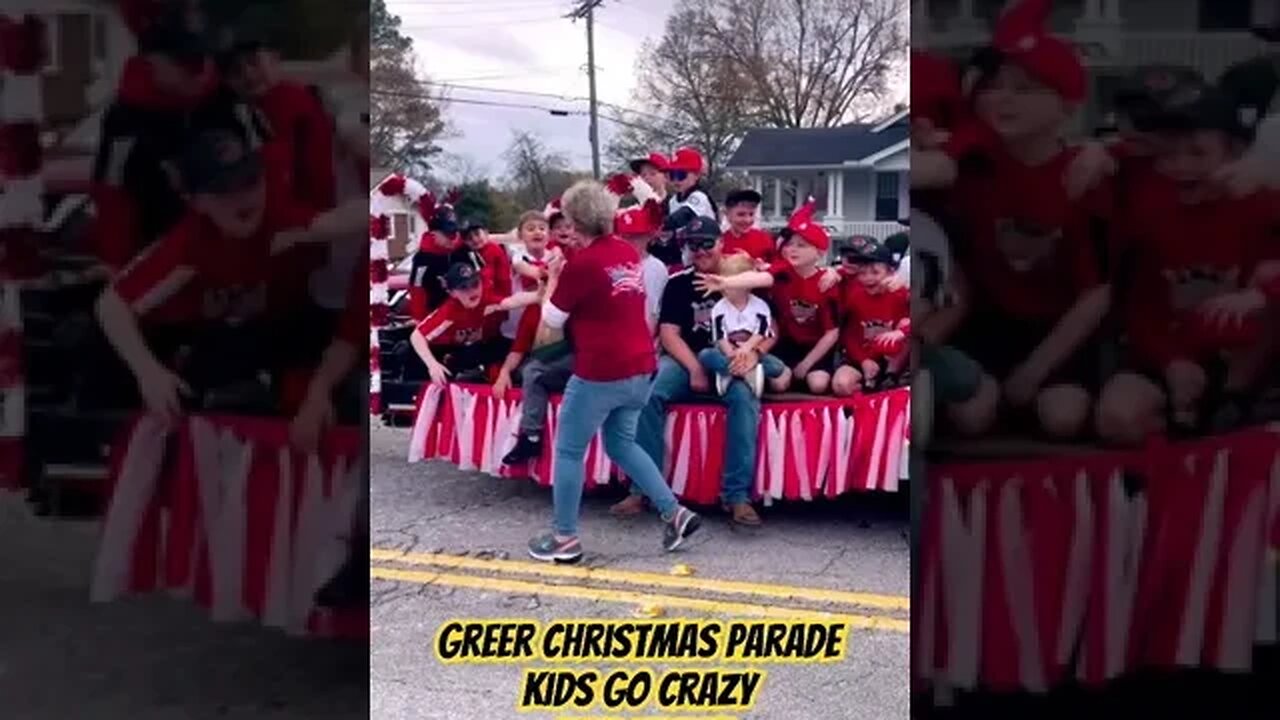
[715, 373, 731, 396]
[748, 363, 765, 398]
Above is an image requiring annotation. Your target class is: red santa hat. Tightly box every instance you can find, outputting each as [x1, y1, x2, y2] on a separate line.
[781, 197, 830, 252]
[991, 0, 1086, 104]
[543, 196, 563, 221]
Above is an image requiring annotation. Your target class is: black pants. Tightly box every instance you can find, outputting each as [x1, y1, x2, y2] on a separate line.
[439, 338, 512, 378]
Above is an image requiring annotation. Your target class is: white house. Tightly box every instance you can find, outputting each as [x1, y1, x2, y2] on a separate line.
[914, 0, 1273, 131]
[724, 109, 909, 241]
[4, 1, 134, 129]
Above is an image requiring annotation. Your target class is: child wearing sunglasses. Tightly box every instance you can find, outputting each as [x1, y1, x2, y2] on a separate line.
[657, 147, 718, 266]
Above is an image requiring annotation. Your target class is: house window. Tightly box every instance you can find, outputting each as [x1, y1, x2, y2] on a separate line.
[874, 172, 900, 222]
[760, 177, 779, 217]
[780, 178, 799, 217]
[1198, 0, 1252, 30]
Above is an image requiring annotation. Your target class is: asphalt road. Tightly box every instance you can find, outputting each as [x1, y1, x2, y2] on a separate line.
[369, 423, 911, 720]
[0, 493, 368, 720]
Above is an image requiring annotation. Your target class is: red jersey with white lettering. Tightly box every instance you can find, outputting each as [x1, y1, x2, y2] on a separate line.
[511, 303, 542, 355]
[839, 281, 910, 362]
[770, 263, 837, 345]
[548, 235, 656, 381]
[415, 289, 507, 347]
[722, 227, 777, 264]
[1122, 188, 1280, 370]
[112, 199, 320, 324]
[947, 145, 1110, 324]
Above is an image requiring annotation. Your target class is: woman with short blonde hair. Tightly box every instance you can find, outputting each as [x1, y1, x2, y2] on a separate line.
[528, 181, 702, 563]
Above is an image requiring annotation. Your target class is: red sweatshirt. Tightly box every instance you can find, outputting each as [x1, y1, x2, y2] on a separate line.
[1122, 188, 1280, 371]
[838, 281, 910, 363]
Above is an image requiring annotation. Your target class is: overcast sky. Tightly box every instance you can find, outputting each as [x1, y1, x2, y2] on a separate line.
[388, 0, 675, 183]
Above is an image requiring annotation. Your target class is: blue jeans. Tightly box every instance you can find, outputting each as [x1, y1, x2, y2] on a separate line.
[636, 355, 761, 505]
[552, 373, 679, 537]
[697, 347, 786, 380]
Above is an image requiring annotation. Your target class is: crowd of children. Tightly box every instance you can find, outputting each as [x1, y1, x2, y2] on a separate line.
[911, 0, 1280, 448]
[400, 139, 913, 502]
[83, 3, 371, 605]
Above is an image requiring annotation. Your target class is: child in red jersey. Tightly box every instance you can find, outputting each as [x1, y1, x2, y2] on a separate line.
[95, 128, 326, 419]
[1094, 87, 1280, 444]
[460, 221, 514, 296]
[945, 21, 1112, 440]
[833, 234, 912, 396]
[721, 189, 776, 266]
[216, 26, 336, 212]
[411, 263, 540, 385]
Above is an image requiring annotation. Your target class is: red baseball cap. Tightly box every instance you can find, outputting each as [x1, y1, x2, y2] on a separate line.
[613, 200, 662, 236]
[629, 152, 669, 174]
[667, 147, 705, 174]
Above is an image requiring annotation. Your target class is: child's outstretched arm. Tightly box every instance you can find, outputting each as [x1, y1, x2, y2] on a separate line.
[95, 288, 190, 420]
[410, 330, 451, 385]
[487, 291, 542, 314]
[695, 271, 774, 294]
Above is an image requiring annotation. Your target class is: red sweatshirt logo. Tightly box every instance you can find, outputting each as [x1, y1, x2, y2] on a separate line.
[1163, 266, 1240, 311]
[995, 219, 1060, 273]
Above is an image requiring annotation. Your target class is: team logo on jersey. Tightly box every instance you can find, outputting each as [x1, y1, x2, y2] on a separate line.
[453, 327, 483, 345]
[203, 284, 267, 323]
[1163, 266, 1240, 311]
[606, 262, 645, 296]
[861, 319, 895, 339]
[727, 329, 753, 345]
[789, 299, 818, 324]
[995, 218, 1060, 273]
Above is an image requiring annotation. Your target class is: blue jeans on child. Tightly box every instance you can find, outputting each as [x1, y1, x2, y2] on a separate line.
[553, 373, 680, 537]
[636, 354, 768, 506]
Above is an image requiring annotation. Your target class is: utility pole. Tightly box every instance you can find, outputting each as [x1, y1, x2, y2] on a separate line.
[568, 0, 606, 179]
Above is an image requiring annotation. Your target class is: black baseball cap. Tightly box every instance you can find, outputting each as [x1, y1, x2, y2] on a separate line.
[137, 9, 210, 69]
[840, 234, 902, 268]
[1113, 65, 1205, 131]
[174, 129, 263, 195]
[460, 219, 486, 237]
[443, 262, 482, 291]
[1157, 84, 1247, 138]
[428, 207, 459, 234]
[724, 189, 763, 207]
[1218, 54, 1280, 136]
[677, 216, 722, 250]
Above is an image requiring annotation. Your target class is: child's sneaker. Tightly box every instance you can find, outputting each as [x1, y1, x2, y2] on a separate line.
[528, 533, 583, 563]
[715, 373, 732, 396]
[662, 506, 702, 552]
[744, 363, 764, 398]
[502, 433, 543, 465]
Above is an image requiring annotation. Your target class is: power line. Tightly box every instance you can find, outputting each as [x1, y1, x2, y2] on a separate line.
[416, 79, 678, 126]
[401, 15, 567, 30]
[373, 88, 572, 114]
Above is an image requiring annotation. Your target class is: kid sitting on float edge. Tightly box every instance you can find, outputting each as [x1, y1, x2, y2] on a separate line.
[1095, 84, 1280, 444]
[833, 233, 912, 396]
[943, 8, 1112, 440]
[701, 253, 788, 398]
[411, 262, 539, 386]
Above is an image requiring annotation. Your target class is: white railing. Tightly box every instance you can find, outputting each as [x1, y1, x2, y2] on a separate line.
[761, 218, 903, 240]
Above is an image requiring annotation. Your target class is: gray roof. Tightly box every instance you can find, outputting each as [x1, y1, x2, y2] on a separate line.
[726, 117, 908, 169]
